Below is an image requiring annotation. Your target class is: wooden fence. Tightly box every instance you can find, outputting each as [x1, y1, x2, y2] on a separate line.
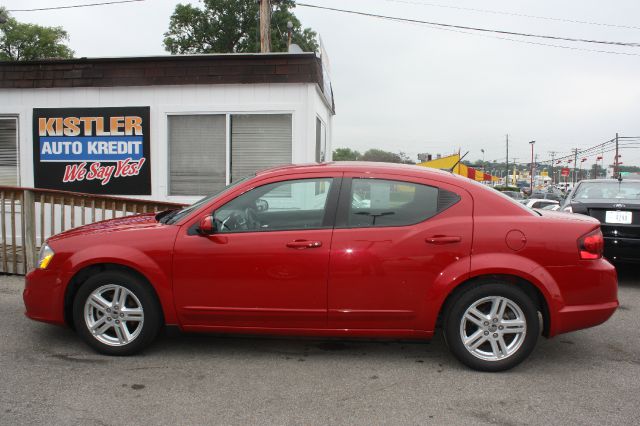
[0, 186, 185, 275]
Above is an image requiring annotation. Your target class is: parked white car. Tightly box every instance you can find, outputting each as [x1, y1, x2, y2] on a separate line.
[519, 198, 560, 209]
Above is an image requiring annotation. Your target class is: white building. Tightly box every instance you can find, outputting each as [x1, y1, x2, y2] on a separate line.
[0, 53, 334, 203]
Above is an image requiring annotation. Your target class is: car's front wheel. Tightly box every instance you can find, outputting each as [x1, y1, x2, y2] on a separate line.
[444, 283, 540, 371]
[73, 270, 162, 355]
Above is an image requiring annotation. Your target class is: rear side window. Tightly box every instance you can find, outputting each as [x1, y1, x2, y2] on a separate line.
[345, 178, 460, 228]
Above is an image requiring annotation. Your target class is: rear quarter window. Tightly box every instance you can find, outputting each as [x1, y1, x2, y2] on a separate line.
[345, 178, 460, 228]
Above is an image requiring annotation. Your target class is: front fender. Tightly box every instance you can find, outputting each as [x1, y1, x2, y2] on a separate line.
[60, 245, 177, 325]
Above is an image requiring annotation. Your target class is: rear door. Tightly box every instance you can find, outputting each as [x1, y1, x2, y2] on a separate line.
[328, 173, 473, 331]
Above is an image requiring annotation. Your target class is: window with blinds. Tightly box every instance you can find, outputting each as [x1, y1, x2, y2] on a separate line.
[230, 114, 292, 183]
[0, 118, 18, 186]
[168, 115, 226, 196]
[315, 117, 326, 162]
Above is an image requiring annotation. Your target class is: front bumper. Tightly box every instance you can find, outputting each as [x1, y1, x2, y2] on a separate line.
[23, 268, 66, 326]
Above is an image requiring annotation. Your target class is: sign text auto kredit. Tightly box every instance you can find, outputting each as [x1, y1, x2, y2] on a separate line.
[33, 107, 151, 195]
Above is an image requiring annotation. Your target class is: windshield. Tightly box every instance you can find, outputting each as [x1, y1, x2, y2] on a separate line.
[573, 181, 640, 201]
[162, 175, 254, 225]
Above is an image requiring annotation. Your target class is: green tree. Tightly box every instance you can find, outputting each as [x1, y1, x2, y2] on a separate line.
[163, 0, 318, 54]
[0, 9, 73, 61]
[360, 149, 403, 163]
[397, 151, 415, 164]
[332, 147, 361, 161]
[616, 165, 640, 173]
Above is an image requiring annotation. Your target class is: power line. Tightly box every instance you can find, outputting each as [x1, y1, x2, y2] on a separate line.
[297, 3, 640, 48]
[412, 20, 640, 57]
[7, 0, 146, 12]
[378, 0, 640, 31]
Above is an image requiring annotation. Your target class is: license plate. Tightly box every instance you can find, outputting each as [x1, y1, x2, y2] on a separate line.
[605, 210, 632, 224]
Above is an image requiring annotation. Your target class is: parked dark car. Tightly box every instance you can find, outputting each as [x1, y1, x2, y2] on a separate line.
[562, 179, 640, 262]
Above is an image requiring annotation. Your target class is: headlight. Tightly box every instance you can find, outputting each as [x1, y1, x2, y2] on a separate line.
[37, 244, 55, 269]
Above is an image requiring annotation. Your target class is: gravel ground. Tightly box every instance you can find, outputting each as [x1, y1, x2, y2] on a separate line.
[1, 266, 639, 425]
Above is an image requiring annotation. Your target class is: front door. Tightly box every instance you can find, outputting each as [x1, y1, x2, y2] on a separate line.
[328, 175, 473, 331]
[173, 176, 340, 330]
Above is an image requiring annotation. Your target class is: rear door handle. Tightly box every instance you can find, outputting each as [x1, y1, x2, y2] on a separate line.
[286, 240, 323, 249]
[425, 235, 462, 245]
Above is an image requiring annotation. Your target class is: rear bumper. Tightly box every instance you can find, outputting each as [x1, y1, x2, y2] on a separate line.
[553, 301, 618, 336]
[604, 236, 640, 263]
[548, 259, 618, 336]
[23, 268, 66, 326]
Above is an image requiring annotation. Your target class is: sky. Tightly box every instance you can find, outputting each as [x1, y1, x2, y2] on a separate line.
[3, 0, 640, 170]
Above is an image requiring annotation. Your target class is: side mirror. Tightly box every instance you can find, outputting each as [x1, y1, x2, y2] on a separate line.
[198, 215, 216, 235]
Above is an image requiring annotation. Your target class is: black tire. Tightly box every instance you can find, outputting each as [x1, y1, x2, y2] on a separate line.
[444, 282, 540, 372]
[72, 270, 162, 356]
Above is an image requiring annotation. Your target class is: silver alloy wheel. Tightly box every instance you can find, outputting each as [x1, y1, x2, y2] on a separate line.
[84, 284, 144, 346]
[459, 295, 527, 362]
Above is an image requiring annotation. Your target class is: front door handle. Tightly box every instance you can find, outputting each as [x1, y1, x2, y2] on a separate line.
[425, 235, 462, 245]
[286, 240, 323, 249]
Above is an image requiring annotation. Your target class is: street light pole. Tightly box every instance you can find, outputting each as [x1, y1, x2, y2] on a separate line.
[529, 140, 535, 192]
[287, 21, 293, 49]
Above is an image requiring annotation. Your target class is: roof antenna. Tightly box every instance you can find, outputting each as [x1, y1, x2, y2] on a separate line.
[448, 151, 469, 173]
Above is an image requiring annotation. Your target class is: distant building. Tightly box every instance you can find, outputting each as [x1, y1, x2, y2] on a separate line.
[0, 53, 335, 202]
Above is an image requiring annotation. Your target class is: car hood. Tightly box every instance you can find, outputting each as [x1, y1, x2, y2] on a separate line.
[48, 213, 164, 242]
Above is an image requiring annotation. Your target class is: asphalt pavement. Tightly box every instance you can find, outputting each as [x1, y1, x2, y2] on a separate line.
[1, 266, 639, 425]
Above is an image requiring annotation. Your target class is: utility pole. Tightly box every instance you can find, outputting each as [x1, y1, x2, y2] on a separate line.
[548, 151, 557, 184]
[505, 134, 509, 185]
[259, 0, 272, 53]
[614, 132, 619, 178]
[572, 148, 579, 185]
[529, 141, 536, 192]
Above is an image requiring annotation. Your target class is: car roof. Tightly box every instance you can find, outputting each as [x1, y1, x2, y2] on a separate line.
[256, 161, 457, 180]
[576, 179, 640, 183]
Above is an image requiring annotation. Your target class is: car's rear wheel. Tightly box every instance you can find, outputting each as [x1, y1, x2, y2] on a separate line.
[444, 283, 539, 371]
[72, 270, 162, 355]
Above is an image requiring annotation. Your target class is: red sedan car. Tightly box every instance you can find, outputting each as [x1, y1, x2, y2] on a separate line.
[24, 162, 618, 371]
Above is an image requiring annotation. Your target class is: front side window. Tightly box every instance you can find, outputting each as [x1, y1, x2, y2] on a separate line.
[214, 178, 334, 233]
[346, 178, 458, 227]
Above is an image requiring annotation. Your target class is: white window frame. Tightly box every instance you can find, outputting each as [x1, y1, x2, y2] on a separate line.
[315, 115, 327, 163]
[165, 110, 295, 202]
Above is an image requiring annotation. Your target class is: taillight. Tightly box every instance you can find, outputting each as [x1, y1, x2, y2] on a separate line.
[578, 228, 604, 260]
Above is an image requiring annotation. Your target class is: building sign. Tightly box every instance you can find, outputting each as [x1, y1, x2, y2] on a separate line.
[561, 167, 570, 177]
[33, 107, 151, 195]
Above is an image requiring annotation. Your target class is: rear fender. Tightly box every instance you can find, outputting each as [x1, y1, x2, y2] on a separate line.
[426, 253, 562, 334]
